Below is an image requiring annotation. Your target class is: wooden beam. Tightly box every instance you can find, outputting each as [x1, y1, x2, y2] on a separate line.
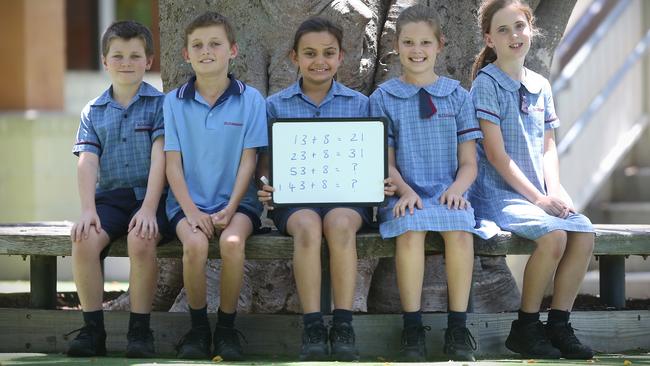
[1, 223, 649, 259]
[0, 309, 648, 357]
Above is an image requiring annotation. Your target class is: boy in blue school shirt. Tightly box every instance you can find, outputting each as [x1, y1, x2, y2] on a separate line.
[164, 12, 267, 361]
[69, 21, 171, 358]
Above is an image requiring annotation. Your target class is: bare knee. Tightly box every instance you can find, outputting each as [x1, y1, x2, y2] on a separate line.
[287, 213, 322, 247]
[71, 236, 104, 260]
[182, 236, 209, 265]
[219, 234, 245, 262]
[127, 232, 157, 262]
[323, 213, 358, 240]
[536, 230, 567, 260]
[397, 231, 426, 251]
[442, 231, 473, 249]
[569, 232, 595, 255]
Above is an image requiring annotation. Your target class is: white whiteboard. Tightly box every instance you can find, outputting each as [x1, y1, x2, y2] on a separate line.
[270, 118, 387, 206]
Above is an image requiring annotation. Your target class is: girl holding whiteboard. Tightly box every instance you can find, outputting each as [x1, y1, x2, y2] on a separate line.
[256, 17, 393, 362]
[369, 5, 484, 362]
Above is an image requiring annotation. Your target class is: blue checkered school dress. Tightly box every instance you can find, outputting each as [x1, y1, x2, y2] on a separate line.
[369, 77, 491, 239]
[469, 63, 594, 240]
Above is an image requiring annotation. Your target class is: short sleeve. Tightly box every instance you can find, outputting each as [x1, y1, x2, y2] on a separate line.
[72, 103, 101, 156]
[470, 74, 501, 125]
[369, 90, 396, 148]
[454, 88, 483, 143]
[543, 80, 560, 130]
[151, 96, 165, 142]
[243, 89, 268, 149]
[163, 93, 181, 152]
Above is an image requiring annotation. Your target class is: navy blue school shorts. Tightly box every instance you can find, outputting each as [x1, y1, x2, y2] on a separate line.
[95, 188, 173, 259]
[169, 203, 262, 236]
[269, 206, 373, 235]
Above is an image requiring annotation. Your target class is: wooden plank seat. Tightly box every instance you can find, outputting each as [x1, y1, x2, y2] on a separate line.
[1, 222, 649, 309]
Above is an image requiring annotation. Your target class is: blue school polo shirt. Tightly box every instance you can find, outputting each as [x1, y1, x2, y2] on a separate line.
[72, 81, 165, 200]
[163, 75, 267, 220]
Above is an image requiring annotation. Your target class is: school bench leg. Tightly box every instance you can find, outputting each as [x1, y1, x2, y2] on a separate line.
[29, 255, 57, 309]
[599, 255, 625, 309]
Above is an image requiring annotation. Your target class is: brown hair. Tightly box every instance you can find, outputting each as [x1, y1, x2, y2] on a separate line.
[395, 4, 444, 45]
[471, 0, 537, 79]
[101, 20, 154, 57]
[184, 11, 236, 47]
[291, 17, 344, 53]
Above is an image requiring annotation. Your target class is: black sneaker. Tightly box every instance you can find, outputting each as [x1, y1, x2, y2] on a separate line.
[400, 325, 430, 362]
[66, 323, 107, 357]
[443, 326, 477, 361]
[176, 325, 212, 359]
[546, 322, 594, 359]
[213, 325, 246, 361]
[329, 321, 360, 361]
[299, 321, 329, 361]
[126, 323, 155, 358]
[505, 320, 561, 359]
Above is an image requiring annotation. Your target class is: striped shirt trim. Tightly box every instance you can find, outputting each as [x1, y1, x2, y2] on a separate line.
[75, 141, 101, 149]
[477, 108, 500, 119]
[457, 127, 482, 136]
[544, 116, 559, 123]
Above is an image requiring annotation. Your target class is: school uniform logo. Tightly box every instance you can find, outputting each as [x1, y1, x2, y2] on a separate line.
[224, 121, 243, 127]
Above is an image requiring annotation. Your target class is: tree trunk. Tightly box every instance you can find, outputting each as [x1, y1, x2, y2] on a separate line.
[152, 0, 577, 314]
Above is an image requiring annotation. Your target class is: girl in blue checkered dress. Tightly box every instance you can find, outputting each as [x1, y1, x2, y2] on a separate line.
[256, 17, 394, 362]
[369, 5, 483, 362]
[469, 0, 595, 360]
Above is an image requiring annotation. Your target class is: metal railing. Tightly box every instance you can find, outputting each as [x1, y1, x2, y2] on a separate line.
[557, 27, 650, 156]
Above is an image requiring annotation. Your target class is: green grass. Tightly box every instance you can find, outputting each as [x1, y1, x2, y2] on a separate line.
[1, 353, 649, 366]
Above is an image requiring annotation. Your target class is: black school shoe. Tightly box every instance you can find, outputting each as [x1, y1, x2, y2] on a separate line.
[213, 325, 246, 361]
[299, 321, 329, 361]
[399, 325, 430, 362]
[176, 325, 212, 359]
[443, 326, 477, 361]
[546, 322, 594, 359]
[505, 320, 561, 359]
[126, 323, 156, 358]
[329, 321, 360, 361]
[66, 323, 107, 357]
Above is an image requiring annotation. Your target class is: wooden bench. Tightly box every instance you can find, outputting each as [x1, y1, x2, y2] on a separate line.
[1, 222, 649, 310]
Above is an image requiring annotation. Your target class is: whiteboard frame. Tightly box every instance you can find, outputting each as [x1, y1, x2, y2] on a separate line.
[269, 117, 388, 207]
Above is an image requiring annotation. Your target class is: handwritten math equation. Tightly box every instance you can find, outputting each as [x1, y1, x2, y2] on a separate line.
[271, 120, 385, 204]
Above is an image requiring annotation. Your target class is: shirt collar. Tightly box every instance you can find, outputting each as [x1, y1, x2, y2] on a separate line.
[378, 77, 459, 99]
[176, 73, 246, 101]
[279, 78, 358, 100]
[479, 63, 543, 94]
[92, 81, 163, 106]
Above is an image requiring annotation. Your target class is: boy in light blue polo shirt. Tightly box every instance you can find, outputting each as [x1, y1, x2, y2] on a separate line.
[164, 11, 267, 361]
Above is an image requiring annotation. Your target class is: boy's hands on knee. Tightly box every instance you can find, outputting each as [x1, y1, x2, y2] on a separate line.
[71, 210, 102, 242]
[393, 190, 423, 218]
[211, 206, 235, 230]
[128, 206, 159, 240]
[186, 210, 215, 238]
[440, 188, 469, 210]
[257, 184, 275, 211]
[384, 177, 397, 196]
